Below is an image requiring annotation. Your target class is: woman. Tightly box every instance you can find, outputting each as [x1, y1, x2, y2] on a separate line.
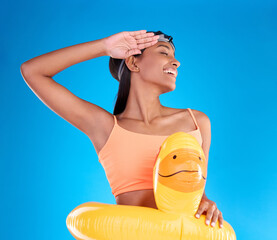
[20, 30, 223, 228]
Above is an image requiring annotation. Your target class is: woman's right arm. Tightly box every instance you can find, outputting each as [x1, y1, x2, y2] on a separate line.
[20, 38, 109, 136]
[20, 30, 159, 138]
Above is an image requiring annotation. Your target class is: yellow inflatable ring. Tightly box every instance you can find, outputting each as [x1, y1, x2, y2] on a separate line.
[66, 132, 236, 240]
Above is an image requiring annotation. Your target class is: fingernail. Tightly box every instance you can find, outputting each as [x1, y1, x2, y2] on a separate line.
[206, 220, 210, 225]
[211, 222, 215, 227]
[220, 224, 223, 228]
[196, 214, 200, 218]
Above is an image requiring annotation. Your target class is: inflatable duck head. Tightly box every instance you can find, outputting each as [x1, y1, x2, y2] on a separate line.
[154, 132, 207, 215]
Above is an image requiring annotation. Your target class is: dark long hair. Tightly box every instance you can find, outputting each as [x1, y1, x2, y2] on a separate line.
[109, 31, 175, 115]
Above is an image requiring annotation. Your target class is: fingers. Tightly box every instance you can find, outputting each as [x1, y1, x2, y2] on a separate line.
[207, 204, 224, 228]
[137, 36, 159, 49]
[129, 30, 156, 42]
[195, 198, 223, 228]
[210, 209, 219, 227]
[129, 30, 147, 37]
[130, 30, 160, 49]
[218, 211, 224, 228]
[211, 210, 223, 228]
[205, 203, 216, 226]
[195, 202, 208, 219]
[125, 35, 159, 58]
[130, 30, 155, 39]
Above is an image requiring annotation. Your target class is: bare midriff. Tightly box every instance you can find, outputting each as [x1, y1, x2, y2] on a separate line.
[115, 189, 158, 209]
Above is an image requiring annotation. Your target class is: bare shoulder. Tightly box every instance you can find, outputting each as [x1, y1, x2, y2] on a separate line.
[189, 109, 211, 151]
[189, 109, 211, 125]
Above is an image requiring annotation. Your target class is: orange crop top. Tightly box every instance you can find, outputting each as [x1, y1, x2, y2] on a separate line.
[98, 108, 203, 198]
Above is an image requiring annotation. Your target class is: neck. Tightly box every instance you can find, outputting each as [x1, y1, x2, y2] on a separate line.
[120, 78, 165, 125]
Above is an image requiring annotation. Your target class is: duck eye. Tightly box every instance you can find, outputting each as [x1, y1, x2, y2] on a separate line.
[199, 157, 202, 161]
[173, 155, 177, 159]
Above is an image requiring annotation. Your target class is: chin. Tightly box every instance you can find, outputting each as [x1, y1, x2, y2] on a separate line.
[162, 83, 176, 93]
[168, 80, 176, 90]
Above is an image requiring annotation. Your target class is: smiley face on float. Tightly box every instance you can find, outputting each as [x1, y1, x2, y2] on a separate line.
[157, 148, 207, 193]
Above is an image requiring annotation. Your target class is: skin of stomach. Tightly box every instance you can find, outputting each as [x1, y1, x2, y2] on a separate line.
[115, 189, 158, 209]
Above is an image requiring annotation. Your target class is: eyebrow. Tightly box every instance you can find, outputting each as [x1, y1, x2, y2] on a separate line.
[156, 44, 175, 56]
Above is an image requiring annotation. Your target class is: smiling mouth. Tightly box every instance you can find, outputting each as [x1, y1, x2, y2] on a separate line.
[164, 72, 176, 78]
[159, 170, 206, 180]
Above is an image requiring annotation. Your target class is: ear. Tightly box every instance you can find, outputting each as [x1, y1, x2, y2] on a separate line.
[125, 55, 140, 73]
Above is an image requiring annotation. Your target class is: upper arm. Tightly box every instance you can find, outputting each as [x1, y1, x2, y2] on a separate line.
[20, 64, 109, 137]
[193, 110, 211, 166]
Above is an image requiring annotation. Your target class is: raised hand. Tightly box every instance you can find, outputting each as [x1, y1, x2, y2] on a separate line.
[103, 30, 160, 59]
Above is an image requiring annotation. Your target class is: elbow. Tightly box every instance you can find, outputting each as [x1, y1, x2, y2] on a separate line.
[20, 61, 32, 72]
[20, 63, 28, 78]
[20, 62, 37, 80]
[20, 62, 30, 75]
[20, 63, 30, 82]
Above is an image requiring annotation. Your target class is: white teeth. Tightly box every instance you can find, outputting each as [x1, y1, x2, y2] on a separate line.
[163, 70, 176, 76]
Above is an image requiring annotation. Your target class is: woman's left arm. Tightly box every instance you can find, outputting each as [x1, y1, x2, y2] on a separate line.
[193, 110, 223, 228]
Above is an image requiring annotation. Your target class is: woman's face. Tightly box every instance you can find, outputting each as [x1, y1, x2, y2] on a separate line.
[134, 41, 181, 92]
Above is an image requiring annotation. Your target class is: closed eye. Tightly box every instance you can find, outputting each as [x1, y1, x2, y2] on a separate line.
[160, 52, 168, 55]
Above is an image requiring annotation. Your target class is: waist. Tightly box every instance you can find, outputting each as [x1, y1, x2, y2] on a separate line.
[116, 189, 158, 209]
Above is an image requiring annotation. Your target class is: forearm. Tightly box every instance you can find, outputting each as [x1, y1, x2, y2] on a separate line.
[21, 38, 108, 77]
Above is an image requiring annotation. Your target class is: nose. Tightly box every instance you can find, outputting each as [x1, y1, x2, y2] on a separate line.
[171, 58, 181, 68]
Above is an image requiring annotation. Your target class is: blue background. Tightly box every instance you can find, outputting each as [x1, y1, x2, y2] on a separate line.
[1, 0, 276, 239]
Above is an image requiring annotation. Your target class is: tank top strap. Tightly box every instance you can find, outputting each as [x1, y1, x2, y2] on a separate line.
[187, 108, 199, 129]
[113, 114, 118, 125]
